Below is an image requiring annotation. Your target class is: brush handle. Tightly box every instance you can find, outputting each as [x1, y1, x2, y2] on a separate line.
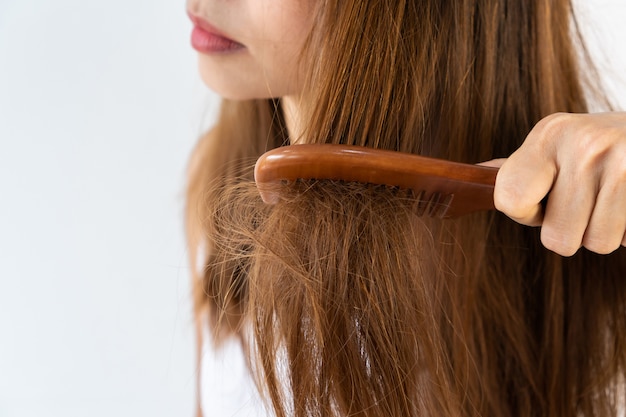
[254, 144, 499, 218]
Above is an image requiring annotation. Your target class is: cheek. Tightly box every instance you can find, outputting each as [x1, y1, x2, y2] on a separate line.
[257, 38, 308, 97]
[256, 5, 314, 85]
[253, 0, 314, 55]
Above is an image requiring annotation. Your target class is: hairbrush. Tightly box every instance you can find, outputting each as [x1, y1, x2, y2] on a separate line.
[254, 144, 498, 218]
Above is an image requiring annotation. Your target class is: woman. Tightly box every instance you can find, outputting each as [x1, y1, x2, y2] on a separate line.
[186, 1, 626, 416]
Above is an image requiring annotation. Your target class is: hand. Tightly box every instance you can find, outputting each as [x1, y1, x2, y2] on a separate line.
[490, 112, 626, 256]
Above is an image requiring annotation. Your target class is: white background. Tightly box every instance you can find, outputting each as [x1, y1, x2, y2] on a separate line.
[0, 1, 215, 416]
[0, 1, 625, 417]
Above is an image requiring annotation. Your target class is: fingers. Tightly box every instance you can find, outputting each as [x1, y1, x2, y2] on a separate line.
[493, 112, 626, 257]
[493, 118, 559, 227]
[540, 168, 596, 256]
[582, 168, 626, 254]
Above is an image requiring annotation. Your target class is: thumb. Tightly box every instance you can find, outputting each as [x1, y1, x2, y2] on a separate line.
[477, 158, 507, 169]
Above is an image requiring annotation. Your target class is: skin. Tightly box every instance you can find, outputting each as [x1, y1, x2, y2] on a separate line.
[492, 112, 626, 256]
[186, 0, 314, 137]
[188, 1, 626, 257]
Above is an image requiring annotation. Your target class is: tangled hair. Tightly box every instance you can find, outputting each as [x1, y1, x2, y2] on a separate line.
[186, 1, 626, 416]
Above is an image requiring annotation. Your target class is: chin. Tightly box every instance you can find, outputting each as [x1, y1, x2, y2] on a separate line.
[199, 72, 248, 100]
[196, 56, 298, 101]
[197, 60, 267, 101]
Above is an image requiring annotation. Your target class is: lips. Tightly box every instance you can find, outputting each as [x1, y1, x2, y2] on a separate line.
[187, 12, 245, 54]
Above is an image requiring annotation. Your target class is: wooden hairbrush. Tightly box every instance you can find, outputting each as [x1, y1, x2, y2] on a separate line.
[254, 144, 499, 218]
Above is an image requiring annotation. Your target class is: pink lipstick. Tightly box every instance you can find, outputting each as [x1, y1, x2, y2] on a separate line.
[188, 13, 245, 54]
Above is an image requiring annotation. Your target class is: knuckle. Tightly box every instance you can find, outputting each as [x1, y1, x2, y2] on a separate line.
[574, 129, 613, 169]
[541, 226, 580, 257]
[531, 113, 625, 171]
[493, 184, 513, 211]
[609, 145, 626, 182]
[536, 112, 570, 133]
[531, 112, 571, 150]
[582, 236, 619, 255]
[493, 183, 528, 220]
[493, 165, 533, 220]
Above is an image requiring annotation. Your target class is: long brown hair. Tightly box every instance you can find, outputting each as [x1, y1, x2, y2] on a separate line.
[186, 1, 626, 416]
